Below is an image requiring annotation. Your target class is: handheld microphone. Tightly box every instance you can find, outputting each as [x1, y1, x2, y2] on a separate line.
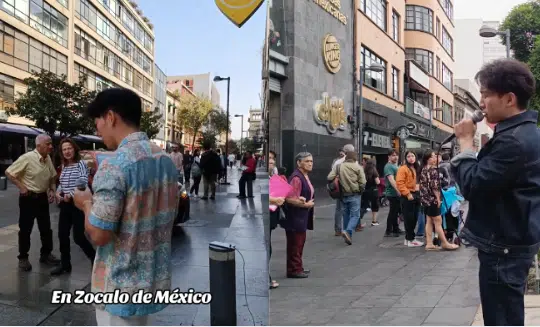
[76, 177, 87, 191]
[440, 110, 485, 146]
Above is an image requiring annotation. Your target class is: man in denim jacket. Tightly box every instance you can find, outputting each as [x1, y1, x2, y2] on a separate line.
[451, 59, 540, 326]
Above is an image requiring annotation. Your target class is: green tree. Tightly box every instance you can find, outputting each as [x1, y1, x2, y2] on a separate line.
[500, 1, 540, 63]
[140, 109, 162, 139]
[6, 70, 96, 138]
[207, 109, 231, 134]
[238, 137, 258, 153]
[199, 130, 218, 149]
[527, 37, 540, 110]
[227, 139, 239, 154]
[175, 93, 214, 149]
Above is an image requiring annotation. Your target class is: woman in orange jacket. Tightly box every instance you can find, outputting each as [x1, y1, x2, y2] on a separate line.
[395, 151, 424, 247]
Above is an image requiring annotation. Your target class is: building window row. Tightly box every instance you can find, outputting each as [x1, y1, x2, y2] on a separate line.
[439, 0, 453, 21]
[55, 0, 67, 8]
[405, 5, 432, 34]
[454, 105, 464, 125]
[75, 0, 152, 75]
[392, 10, 399, 43]
[442, 26, 453, 56]
[74, 27, 152, 97]
[361, 46, 386, 94]
[0, 20, 67, 76]
[1, 0, 69, 47]
[94, 0, 153, 53]
[442, 62, 453, 91]
[391, 67, 399, 100]
[0, 73, 15, 110]
[74, 62, 116, 91]
[359, 0, 386, 31]
[441, 100, 452, 125]
[405, 48, 433, 75]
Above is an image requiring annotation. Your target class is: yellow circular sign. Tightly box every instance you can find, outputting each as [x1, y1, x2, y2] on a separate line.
[215, 0, 264, 28]
[322, 34, 341, 74]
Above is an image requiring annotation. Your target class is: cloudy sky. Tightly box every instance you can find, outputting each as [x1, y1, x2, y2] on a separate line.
[455, 0, 528, 20]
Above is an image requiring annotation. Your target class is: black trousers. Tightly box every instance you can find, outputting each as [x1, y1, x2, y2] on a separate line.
[58, 201, 96, 266]
[18, 193, 53, 260]
[400, 193, 420, 241]
[190, 175, 202, 195]
[239, 173, 253, 197]
[385, 196, 401, 234]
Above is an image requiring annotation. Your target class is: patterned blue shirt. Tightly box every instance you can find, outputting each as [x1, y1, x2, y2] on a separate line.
[89, 132, 178, 317]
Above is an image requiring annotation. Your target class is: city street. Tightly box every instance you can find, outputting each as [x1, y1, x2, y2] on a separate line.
[0, 168, 269, 326]
[269, 200, 482, 326]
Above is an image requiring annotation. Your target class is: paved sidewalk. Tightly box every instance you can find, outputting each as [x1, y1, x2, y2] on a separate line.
[0, 168, 269, 325]
[269, 200, 481, 326]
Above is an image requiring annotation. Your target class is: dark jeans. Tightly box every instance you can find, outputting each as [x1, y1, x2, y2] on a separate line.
[18, 193, 53, 260]
[286, 231, 306, 275]
[184, 169, 191, 184]
[58, 202, 96, 267]
[400, 193, 419, 241]
[239, 173, 253, 197]
[385, 196, 400, 234]
[478, 250, 533, 326]
[269, 229, 273, 283]
[190, 175, 202, 195]
[203, 174, 217, 197]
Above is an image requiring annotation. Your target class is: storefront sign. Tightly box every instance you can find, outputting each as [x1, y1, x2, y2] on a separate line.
[322, 34, 341, 74]
[413, 101, 430, 120]
[215, 0, 265, 28]
[363, 131, 391, 149]
[396, 126, 410, 140]
[313, 92, 346, 134]
[312, 0, 347, 25]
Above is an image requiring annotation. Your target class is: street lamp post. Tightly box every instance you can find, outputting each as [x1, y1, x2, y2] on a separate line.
[234, 114, 244, 155]
[357, 63, 385, 159]
[479, 25, 511, 58]
[213, 75, 231, 185]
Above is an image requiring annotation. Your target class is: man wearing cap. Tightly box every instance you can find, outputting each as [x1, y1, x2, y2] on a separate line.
[331, 144, 354, 235]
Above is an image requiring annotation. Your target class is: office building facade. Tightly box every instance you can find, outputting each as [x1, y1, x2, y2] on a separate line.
[248, 107, 262, 138]
[0, 0, 155, 125]
[153, 63, 166, 147]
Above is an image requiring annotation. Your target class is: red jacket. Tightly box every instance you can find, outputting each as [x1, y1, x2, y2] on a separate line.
[243, 157, 256, 174]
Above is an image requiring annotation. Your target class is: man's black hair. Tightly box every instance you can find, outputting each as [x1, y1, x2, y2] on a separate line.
[86, 88, 142, 127]
[475, 59, 536, 109]
[442, 153, 450, 161]
[388, 149, 398, 156]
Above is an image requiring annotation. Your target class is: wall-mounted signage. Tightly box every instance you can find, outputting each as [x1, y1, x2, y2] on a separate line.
[363, 131, 391, 148]
[313, 92, 346, 134]
[312, 0, 347, 25]
[408, 61, 430, 90]
[322, 34, 341, 74]
[396, 126, 411, 140]
[215, 0, 264, 28]
[413, 101, 430, 120]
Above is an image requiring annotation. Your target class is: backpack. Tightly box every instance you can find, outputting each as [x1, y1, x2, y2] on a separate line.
[327, 164, 343, 199]
[191, 160, 201, 177]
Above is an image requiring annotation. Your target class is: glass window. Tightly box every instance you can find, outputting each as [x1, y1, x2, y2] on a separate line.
[359, 0, 386, 31]
[405, 48, 433, 75]
[56, 0, 67, 8]
[442, 63, 453, 90]
[27, 0, 68, 47]
[361, 46, 386, 93]
[392, 67, 399, 100]
[442, 26, 453, 56]
[436, 17, 440, 39]
[392, 10, 399, 43]
[405, 5, 433, 34]
[436, 56, 440, 79]
[454, 106, 464, 125]
[442, 101, 452, 125]
[439, 0, 453, 21]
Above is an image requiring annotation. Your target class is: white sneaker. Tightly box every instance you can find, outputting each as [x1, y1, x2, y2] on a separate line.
[407, 240, 424, 247]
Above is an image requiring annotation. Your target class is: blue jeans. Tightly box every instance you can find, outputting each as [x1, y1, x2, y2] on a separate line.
[342, 195, 361, 237]
[478, 250, 533, 326]
[417, 209, 425, 236]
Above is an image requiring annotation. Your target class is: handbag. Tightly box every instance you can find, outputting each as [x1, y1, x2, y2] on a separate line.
[327, 164, 343, 199]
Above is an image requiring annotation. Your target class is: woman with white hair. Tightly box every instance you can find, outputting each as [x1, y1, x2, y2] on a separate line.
[281, 152, 315, 279]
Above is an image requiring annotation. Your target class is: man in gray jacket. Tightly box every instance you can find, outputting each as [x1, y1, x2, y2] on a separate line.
[331, 144, 353, 236]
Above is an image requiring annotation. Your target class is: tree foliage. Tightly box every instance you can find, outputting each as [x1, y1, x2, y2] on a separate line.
[175, 93, 215, 149]
[199, 130, 218, 150]
[500, 1, 540, 63]
[6, 70, 96, 138]
[237, 137, 258, 153]
[140, 109, 162, 139]
[207, 109, 231, 134]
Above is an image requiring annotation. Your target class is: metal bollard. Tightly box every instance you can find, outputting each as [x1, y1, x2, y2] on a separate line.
[209, 241, 236, 326]
[0, 176, 7, 191]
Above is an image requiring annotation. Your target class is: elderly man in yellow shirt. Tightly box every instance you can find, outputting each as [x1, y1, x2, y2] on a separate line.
[5, 134, 61, 271]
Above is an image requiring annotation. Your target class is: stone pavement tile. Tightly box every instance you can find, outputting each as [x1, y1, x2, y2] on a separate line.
[436, 281, 480, 308]
[350, 295, 401, 308]
[525, 308, 540, 326]
[418, 274, 458, 286]
[310, 295, 362, 310]
[0, 303, 48, 325]
[224, 234, 267, 251]
[326, 307, 391, 325]
[374, 307, 433, 326]
[0, 271, 53, 305]
[325, 285, 373, 297]
[526, 294, 540, 307]
[361, 278, 417, 297]
[422, 306, 479, 325]
[192, 294, 268, 326]
[393, 284, 450, 308]
[43, 303, 97, 326]
[235, 267, 268, 296]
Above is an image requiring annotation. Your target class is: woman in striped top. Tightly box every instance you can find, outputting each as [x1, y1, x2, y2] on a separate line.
[52, 138, 96, 276]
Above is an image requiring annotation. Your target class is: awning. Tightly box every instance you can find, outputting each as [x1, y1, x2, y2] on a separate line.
[0, 123, 40, 136]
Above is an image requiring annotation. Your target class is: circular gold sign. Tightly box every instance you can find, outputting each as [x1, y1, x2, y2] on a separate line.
[323, 34, 341, 74]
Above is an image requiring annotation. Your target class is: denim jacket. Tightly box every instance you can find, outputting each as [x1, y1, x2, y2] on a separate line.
[451, 110, 540, 257]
